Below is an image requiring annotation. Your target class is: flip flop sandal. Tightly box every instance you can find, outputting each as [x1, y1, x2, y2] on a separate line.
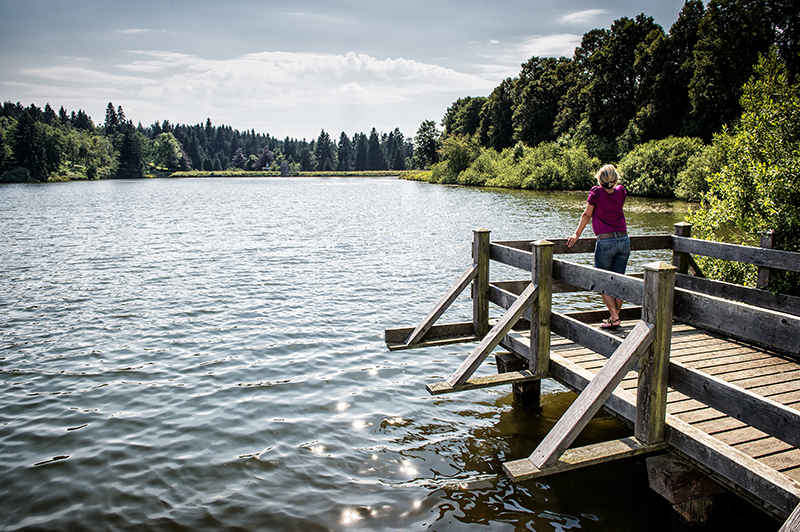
[600, 318, 621, 329]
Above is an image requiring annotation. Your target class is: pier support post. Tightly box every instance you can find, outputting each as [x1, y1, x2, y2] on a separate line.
[636, 261, 676, 444]
[473, 229, 491, 338]
[646, 454, 725, 525]
[496, 353, 540, 407]
[672, 222, 692, 274]
[757, 229, 776, 290]
[530, 240, 553, 376]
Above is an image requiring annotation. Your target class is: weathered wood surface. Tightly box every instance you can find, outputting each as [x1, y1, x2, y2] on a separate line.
[553, 259, 645, 305]
[385, 322, 476, 350]
[504, 436, 668, 481]
[676, 273, 800, 317]
[636, 262, 676, 445]
[780, 502, 800, 532]
[530, 241, 553, 375]
[493, 235, 672, 256]
[501, 320, 800, 518]
[404, 265, 477, 346]
[646, 454, 726, 504]
[447, 283, 539, 387]
[427, 369, 546, 395]
[673, 287, 800, 357]
[528, 320, 654, 468]
[473, 229, 491, 338]
[671, 235, 800, 273]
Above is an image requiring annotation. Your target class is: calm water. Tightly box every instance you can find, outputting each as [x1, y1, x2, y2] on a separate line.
[0, 178, 773, 531]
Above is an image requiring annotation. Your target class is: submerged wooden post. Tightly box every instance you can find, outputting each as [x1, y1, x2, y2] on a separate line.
[636, 261, 676, 444]
[473, 229, 491, 338]
[757, 229, 776, 290]
[530, 240, 553, 375]
[672, 222, 692, 274]
[496, 353, 540, 406]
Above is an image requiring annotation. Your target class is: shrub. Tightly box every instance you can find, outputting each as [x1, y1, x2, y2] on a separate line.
[1, 166, 32, 183]
[688, 50, 800, 295]
[618, 137, 705, 198]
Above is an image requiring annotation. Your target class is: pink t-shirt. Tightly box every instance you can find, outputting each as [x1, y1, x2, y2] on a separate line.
[587, 185, 627, 235]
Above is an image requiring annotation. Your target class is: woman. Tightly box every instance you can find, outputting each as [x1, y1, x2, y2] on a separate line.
[566, 164, 630, 329]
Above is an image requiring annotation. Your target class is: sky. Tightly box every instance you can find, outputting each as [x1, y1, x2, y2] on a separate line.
[0, 0, 689, 141]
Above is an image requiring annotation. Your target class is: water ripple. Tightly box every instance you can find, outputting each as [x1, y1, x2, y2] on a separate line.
[1, 178, 766, 531]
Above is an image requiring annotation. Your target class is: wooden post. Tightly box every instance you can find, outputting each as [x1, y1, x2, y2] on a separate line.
[636, 261, 676, 444]
[757, 229, 776, 290]
[672, 222, 692, 274]
[530, 240, 553, 376]
[496, 353, 540, 406]
[473, 229, 491, 338]
[646, 455, 725, 526]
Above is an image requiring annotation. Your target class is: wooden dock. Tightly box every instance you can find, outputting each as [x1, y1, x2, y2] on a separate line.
[385, 224, 800, 529]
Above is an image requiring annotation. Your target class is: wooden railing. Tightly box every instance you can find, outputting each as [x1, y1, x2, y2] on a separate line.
[384, 223, 800, 520]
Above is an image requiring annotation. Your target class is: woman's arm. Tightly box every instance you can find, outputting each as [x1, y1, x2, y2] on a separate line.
[566, 204, 594, 248]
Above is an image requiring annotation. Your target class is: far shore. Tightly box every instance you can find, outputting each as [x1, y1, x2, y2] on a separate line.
[168, 170, 420, 178]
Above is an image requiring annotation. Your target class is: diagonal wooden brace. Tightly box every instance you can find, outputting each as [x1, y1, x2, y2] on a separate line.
[405, 265, 478, 346]
[528, 320, 655, 469]
[447, 282, 539, 387]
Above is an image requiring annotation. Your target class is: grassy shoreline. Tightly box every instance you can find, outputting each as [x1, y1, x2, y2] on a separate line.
[169, 170, 408, 178]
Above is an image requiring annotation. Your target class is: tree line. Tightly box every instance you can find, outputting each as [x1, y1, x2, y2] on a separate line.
[415, 0, 798, 201]
[0, 101, 415, 182]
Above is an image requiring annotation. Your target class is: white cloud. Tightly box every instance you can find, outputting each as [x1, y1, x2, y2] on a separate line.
[128, 50, 495, 106]
[474, 33, 581, 77]
[560, 9, 607, 24]
[518, 34, 581, 58]
[12, 50, 497, 136]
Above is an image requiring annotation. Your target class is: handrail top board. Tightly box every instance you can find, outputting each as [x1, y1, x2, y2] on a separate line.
[491, 234, 800, 273]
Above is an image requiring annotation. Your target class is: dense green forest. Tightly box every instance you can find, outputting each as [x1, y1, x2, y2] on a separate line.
[416, 0, 798, 202]
[0, 102, 415, 183]
[406, 0, 798, 294]
[1, 0, 797, 294]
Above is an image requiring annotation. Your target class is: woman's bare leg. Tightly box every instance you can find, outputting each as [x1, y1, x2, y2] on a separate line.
[601, 294, 623, 322]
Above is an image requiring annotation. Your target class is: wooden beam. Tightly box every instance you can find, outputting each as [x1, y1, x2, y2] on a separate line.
[673, 222, 693, 274]
[503, 436, 668, 481]
[447, 283, 539, 387]
[637, 261, 676, 444]
[671, 235, 800, 274]
[523, 347, 800, 518]
[551, 311, 622, 358]
[473, 229, 491, 338]
[427, 369, 546, 395]
[673, 287, 800, 357]
[561, 307, 642, 324]
[531, 240, 554, 375]
[675, 273, 800, 317]
[668, 360, 800, 448]
[528, 321, 655, 469]
[665, 415, 800, 518]
[489, 242, 532, 271]
[758, 230, 777, 289]
[385, 322, 476, 350]
[404, 265, 477, 346]
[493, 235, 671, 257]
[553, 259, 644, 306]
[780, 502, 800, 532]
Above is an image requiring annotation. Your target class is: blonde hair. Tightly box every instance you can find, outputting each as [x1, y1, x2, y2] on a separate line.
[596, 164, 619, 188]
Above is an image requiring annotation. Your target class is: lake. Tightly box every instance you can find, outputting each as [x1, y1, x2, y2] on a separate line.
[0, 178, 773, 531]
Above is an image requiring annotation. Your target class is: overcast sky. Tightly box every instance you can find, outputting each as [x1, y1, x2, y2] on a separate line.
[0, 0, 688, 140]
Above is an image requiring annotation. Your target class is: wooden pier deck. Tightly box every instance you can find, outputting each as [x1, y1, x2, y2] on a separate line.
[559, 319, 800, 483]
[385, 224, 800, 528]
[504, 314, 800, 517]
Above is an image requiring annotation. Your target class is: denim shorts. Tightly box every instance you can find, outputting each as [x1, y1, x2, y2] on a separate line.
[594, 235, 631, 274]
